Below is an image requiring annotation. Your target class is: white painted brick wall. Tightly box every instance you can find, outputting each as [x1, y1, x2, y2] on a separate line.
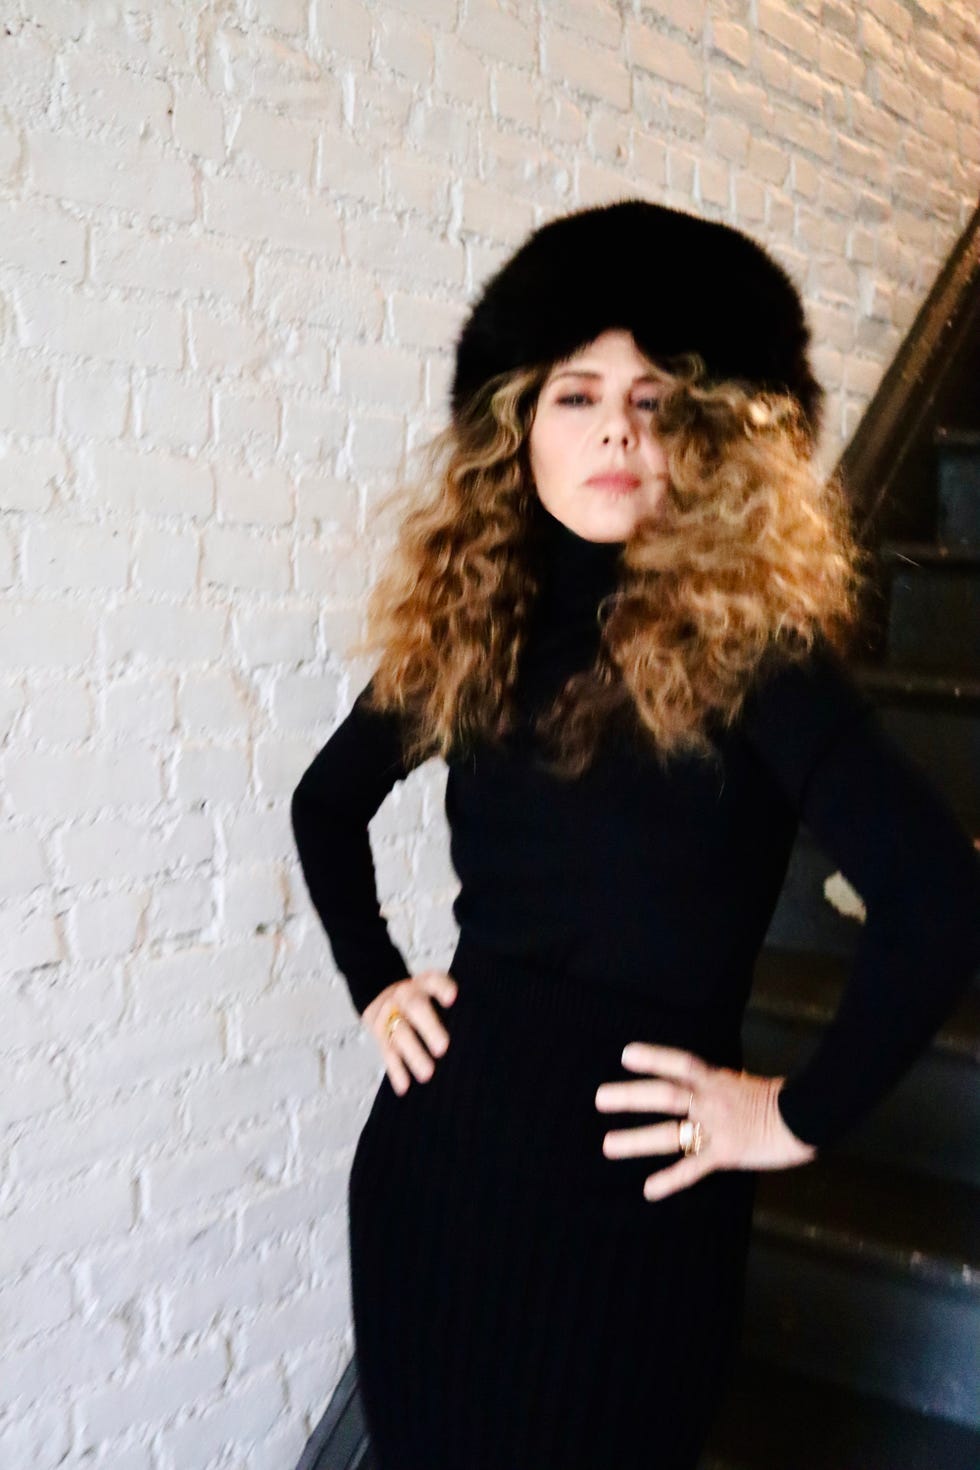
[0, 0, 977, 1463]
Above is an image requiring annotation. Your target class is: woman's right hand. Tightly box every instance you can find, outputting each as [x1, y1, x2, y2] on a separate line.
[362, 970, 458, 1095]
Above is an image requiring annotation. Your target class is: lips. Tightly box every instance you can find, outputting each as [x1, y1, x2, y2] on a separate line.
[586, 473, 642, 490]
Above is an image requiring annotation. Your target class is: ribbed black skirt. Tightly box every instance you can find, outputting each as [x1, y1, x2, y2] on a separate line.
[348, 933, 757, 1470]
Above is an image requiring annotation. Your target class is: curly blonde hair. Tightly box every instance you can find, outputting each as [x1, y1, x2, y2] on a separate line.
[348, 345, 873, 779]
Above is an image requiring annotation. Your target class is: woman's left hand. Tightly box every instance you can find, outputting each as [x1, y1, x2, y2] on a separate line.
[594, 1042, 817, 1201]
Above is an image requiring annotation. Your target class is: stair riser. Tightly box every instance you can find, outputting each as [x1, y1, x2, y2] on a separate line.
[742, 1240, 980, 1430]
[887, 569, 980, 672]
[877, 705, 980, 829]
[938, 447, 980, 547]
[742, 1012, 980, 1189]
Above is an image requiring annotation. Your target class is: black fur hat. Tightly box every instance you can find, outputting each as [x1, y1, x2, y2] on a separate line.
[450, 197, 824, 444]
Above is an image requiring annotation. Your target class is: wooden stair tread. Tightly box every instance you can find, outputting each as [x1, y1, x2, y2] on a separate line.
[701, 1353, 980, 1469]
[750, 1149, 980, 1292]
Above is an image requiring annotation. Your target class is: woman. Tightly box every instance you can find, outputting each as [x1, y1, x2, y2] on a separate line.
[290, 199, 980, 1470]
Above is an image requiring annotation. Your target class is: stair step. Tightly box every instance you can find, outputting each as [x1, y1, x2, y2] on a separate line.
[935, 428, 980, 448]
[886, 565, 980, 673]
[742, 1147, 980, 1426]
[850, 659, 980, 706]
[879, 539, 980, 567]
[936, 427, 980, 546]
[752, 1151, 980, 1294]
[700, 1354, 980, 1469]
[749, 947, 980, 1064]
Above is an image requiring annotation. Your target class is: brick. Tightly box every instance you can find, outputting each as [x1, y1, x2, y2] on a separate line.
[59, 362, 130, 439]
[0, 441, 65, 513]
[22, 1089, 177, 1182]
[85, 1215, 236, 1319]
[188, 309, 272, 376]
[221, 860, 284, 939]
[91, 225, 250, 301]
[0, 599, 97, 670]
[130, 938, 274, 1020]
[253, 256, 383, 334]
[26, 128, 195, 222]
[146, 873, 214, 941]
[77, 442, 213, 519]
[75, 1013, 224, 1099]
[215, 463, 291, 525]
[31, 679, 93, 746]
[1, 199, 86, 282]
[316, 128, 384, 205]
[0, 1405, 71, 1470]
[0, 1046, 65, 1122]
[77, 1343, 227, 1445]
[269, 672, 341, 733]
[178, 670, 252, 734]
[0, 1313, 129, 1415]
[13, 276, 183, 370]
[104, 600, 226, 664]
[59, 53, 173, 137]
[172, 741, 251, 804]
[233, 606, 317, 666]
[0, 1169, 132, 1276]
[459, 0, 534, 64]
[0, 826, 47, 903]
[165, 1246, 303, 1343]
[212, 386, 280, 453]
[202, 173, 342, 254]
[337, 341, 421, 407]
[183, 1047, 321, 1133]
[0, 1268, 73, 1345]
[5, 743, 161, 817]
[0, 361, 56, 435]
[22, 520, 129, 592]
[203, 525, 291, 594]
[104, 679, 179, 746]
[146, 1120, 289, 1217]
[132, 523, 199, 596]
[172, 83, 226, 161]
[138, 373, 210, 451]
[229, 104, 316, 182]
[159, 1365, 286, 1465]
[72, 888, 145, 962]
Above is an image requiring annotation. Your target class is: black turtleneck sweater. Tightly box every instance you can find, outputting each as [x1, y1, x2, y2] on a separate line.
[290, 497, 980, 1148]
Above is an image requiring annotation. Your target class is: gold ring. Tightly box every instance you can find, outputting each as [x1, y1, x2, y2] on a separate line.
[384, 1006, 404, 1043]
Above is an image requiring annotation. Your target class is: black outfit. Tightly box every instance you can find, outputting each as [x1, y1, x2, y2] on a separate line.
[290, 497, 980, 1470]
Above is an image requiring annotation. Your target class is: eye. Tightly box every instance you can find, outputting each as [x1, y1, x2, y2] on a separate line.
[555, 394, 661, 411]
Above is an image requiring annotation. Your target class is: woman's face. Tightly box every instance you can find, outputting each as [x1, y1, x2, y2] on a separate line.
[528, 329, 672, 543]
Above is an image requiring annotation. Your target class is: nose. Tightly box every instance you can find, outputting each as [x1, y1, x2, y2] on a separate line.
[599, 401, 641, 448]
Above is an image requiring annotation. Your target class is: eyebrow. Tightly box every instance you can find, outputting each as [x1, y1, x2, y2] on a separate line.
[549, 369, 663, 385]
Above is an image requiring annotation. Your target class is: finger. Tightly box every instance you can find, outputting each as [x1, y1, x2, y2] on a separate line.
[602, 1120, 683, 1159]
[620, 1043, 710, 1086]
[390, 1022, 437, 1083]
[402, 992, 452, 1059]
[643, 1153, 712, 1201]
[385, 1050, 412, 1096]
[595, 1078, 693, 1114]
[418, 969, 459, 1007]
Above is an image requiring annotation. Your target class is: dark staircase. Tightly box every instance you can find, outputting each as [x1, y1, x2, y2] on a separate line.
[699, 424, 980, 1467]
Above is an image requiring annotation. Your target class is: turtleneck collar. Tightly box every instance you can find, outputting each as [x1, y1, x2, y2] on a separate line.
[528, 495, 625, 625]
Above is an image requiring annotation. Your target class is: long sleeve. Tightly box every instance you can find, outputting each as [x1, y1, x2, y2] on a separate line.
[739, 640, 980, 1149]
[290, 677, 421, 1017]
